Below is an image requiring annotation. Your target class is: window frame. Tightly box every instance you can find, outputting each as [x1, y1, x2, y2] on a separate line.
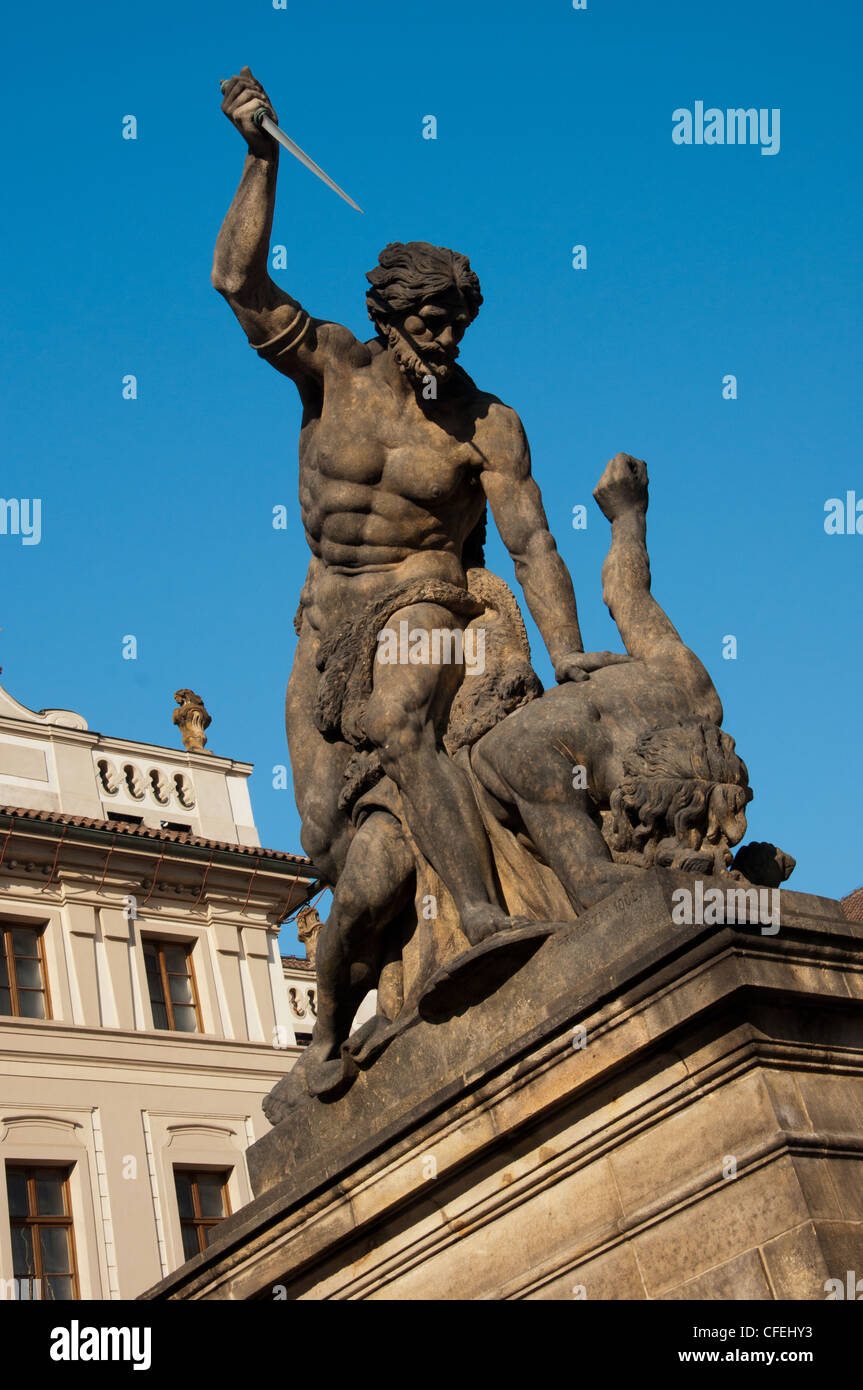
[173, 1166, 232, 1259]
[142, 937, 203, 1033]
[5, 1162, 80, 1300]
[0, 923, 52, 1021]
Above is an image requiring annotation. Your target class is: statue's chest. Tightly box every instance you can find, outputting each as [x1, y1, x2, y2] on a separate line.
[306, 385, 480, 504]
[381, 431, 478, 506]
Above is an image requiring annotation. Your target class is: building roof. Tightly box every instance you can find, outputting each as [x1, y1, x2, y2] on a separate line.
[0, 804, 315, 870]
[281, 954, 315, 973]
[842, 886, 863, 923]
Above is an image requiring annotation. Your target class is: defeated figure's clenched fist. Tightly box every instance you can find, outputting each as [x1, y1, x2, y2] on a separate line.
[592, 452, 648, 523]
[220, 66, 277, 158]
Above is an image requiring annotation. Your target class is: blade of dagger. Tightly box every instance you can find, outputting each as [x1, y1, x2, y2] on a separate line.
[218, 81, 363, 212]
[254, 110, 363, 214]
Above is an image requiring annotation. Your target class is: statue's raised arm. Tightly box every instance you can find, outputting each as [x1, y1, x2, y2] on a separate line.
[212, 67, 358, 395]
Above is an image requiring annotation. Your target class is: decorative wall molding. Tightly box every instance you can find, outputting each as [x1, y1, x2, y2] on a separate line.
[0, 1113, 83, 1137]
[165, 1123, 238, 1144]
[141, 1110, 169, 1280]
[90, 1107, 121, 1299]
[288, 985, 317, 1020]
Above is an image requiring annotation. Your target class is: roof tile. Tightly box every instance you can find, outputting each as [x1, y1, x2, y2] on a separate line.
[842, 886, 863, 923]
[0, 804, 314, 869]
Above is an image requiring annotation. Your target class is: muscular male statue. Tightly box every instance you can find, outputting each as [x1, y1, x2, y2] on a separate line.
[213, 69, 627, 938]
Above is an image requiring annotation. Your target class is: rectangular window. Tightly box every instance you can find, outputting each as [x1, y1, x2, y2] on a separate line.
[5, 1164, 79, 1300]
[174, 1168, 231, 1261]
[143, 940, 201, 1033]
[0, 925, 50, 1020]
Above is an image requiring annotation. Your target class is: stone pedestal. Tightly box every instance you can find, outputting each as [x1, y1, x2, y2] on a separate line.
[142, 872, 863, 1300]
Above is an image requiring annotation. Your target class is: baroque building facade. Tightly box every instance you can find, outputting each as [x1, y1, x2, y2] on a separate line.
[0, 680, 317, 1299]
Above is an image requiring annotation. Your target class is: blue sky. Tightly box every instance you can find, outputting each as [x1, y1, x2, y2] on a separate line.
[2, 0, 860, 949]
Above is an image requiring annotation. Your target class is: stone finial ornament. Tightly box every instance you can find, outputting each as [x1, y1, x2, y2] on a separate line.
[296, 904, 322, 969]
[172, 690, 212, 754]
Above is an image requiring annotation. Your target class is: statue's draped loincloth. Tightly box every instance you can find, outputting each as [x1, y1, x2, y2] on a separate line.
[312, 579, 483, 747]
[307, 570, 543, 816]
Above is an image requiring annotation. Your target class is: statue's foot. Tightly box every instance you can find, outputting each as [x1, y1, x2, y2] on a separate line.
[460, 902, 533, 947]
[342, 1013, 401, 1069]
[294, 1038, 356, 1100]
[593, 452, 648, 522]
[262, 1033, 359, 1120]
[304, 1055, 353, 1100]
[271, 1035, 352, 1100]
[262, 1068, 310, 1125]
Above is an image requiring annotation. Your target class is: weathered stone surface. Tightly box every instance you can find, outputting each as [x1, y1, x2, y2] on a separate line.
[660, 1249, 774, 1301]
[760, 1222, 846, 1300]
[140, 883, 863, 1300]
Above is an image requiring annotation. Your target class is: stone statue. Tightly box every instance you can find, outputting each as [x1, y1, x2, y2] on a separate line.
[172, 690, 211, 754]
[213, 70, 793, 1118]
[296, 904, 322, 969]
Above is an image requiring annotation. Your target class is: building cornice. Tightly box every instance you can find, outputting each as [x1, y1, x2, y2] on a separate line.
[281, 955, 315, 975]
[0, 1016, 302, 1077]
[0, 714, 253, 773]
[0, 806, 319, 923]
[0, 805, 315, 874]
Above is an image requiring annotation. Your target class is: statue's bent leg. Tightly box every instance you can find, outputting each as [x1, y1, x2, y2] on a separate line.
[364, 601, 519, 945]
[301, 809, 414, 1092]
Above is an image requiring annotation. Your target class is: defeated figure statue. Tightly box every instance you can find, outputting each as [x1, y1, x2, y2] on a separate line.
[470, 451, 749, 911]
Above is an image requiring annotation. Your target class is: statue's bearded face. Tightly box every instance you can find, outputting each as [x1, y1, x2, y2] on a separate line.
[385, 288, 472, 385]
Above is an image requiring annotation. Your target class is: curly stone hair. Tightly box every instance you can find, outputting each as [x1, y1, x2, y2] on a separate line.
[607, 720, 752, 872]
[365, 241, 483, 330]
